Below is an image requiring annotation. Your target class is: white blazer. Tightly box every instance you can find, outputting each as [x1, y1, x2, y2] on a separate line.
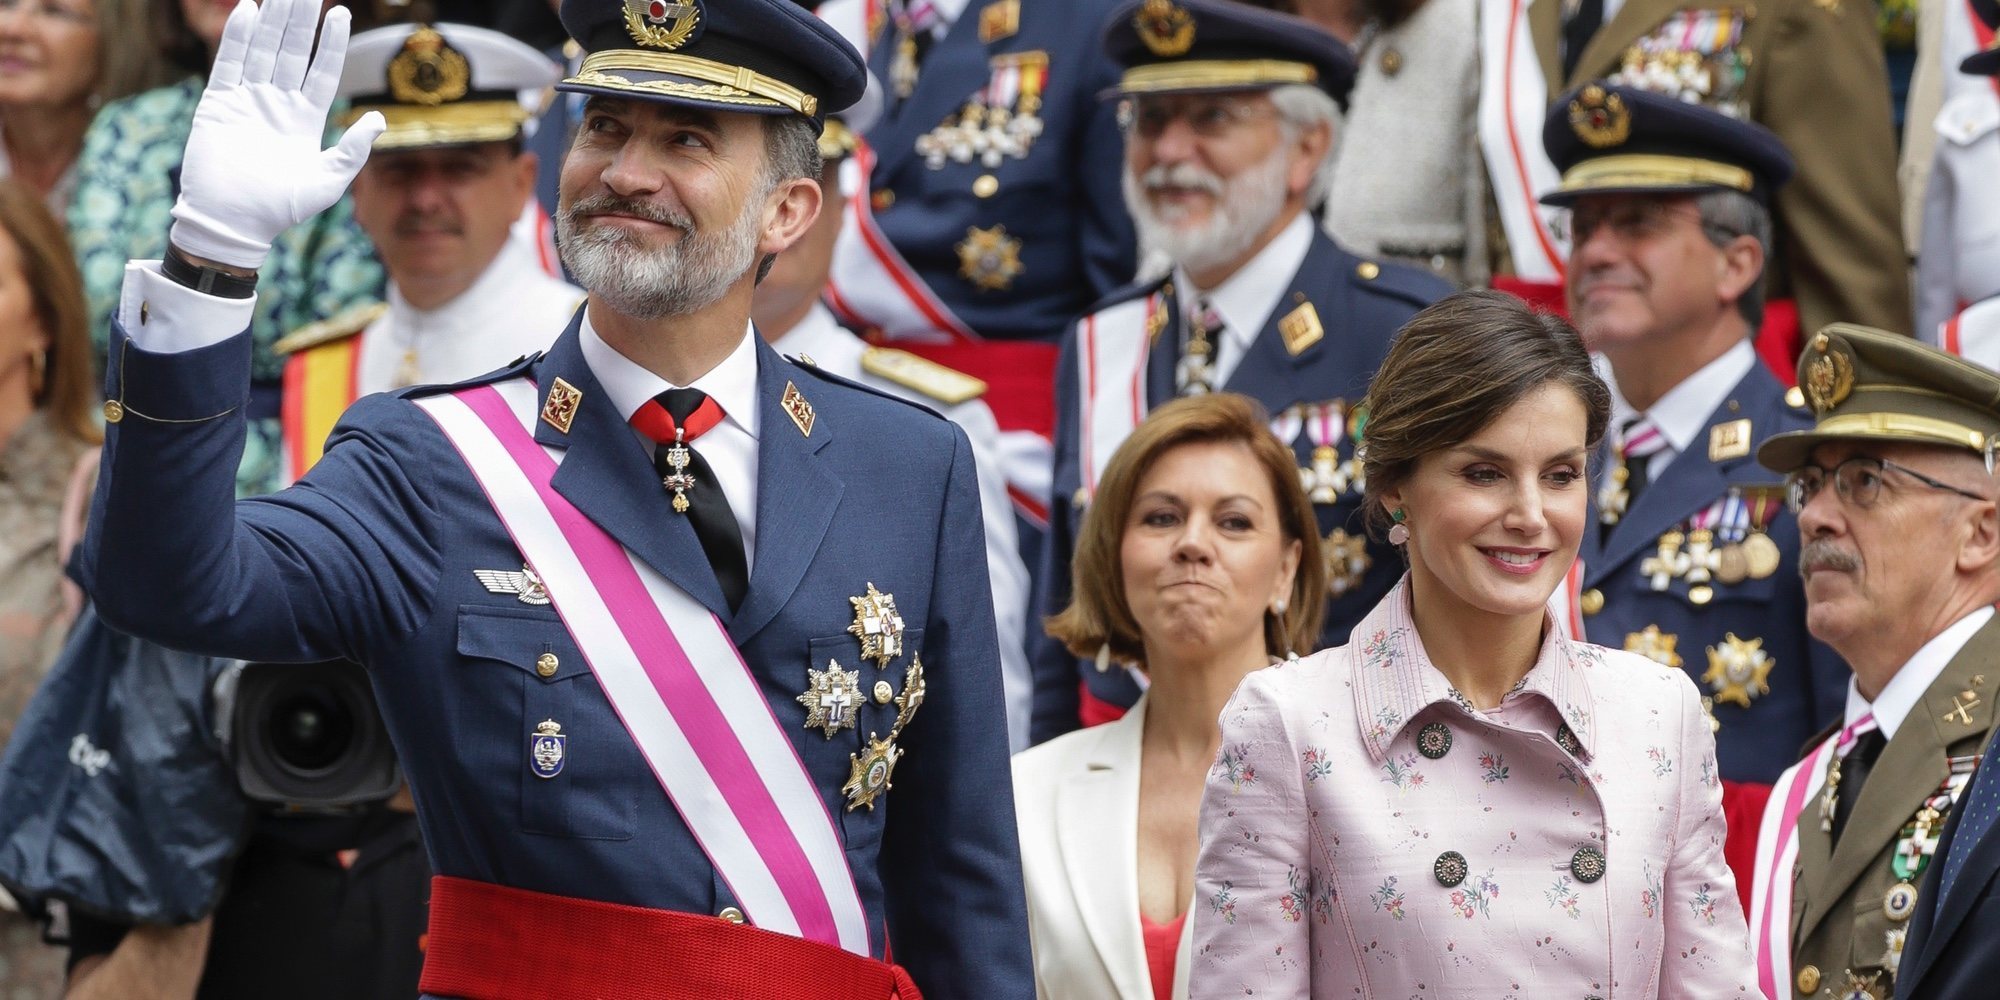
[1012, 694, 1193, 1000]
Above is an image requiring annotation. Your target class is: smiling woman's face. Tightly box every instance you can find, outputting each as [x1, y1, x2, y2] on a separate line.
[1119, 438, 1300, 667]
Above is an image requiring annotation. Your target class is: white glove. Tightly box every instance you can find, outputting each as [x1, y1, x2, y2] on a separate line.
[168, 0, 385, 271]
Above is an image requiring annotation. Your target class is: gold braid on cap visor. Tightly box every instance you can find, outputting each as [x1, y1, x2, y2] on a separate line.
[1117, 59, 1318, 93]
[1557, 154, 1755, 193]
[567, 50, 819, 116]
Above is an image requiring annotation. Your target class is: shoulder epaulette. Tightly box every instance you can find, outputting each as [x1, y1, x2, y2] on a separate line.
[272, 302, 388, 356]
[1347, 257, 1454, 309]
[787, 354, 950, 420]
[861, 346, 988, 405]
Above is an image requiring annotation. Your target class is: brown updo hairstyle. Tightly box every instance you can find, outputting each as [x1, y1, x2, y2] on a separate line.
[1046, 393, 1327, 667]
[1360, 289, 1611, 538]
[0, 180, 99, 446]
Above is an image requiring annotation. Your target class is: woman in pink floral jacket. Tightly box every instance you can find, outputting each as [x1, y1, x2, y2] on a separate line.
[1190, 291, 1757, 998]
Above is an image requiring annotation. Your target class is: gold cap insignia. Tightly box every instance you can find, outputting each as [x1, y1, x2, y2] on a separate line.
[388, 26, 471, 107]
[1569, 85, 1631, 149]
[1802, 334, 1856, 414]
[956, 225, 1025, 292]
[782, 380, 816, 437]
[1134, 0, 1196, 57]
[541, 377, 583, 434]
[1279, 302, 1324, 356]
[625, 0, 702, 51]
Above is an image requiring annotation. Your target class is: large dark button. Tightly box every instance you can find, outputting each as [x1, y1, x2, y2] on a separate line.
[1556, 723, 1581, 756]
[1417, 722, 1453, 760]
[1434, 851, 1468, 887]
[1571, 846, 1606, 884]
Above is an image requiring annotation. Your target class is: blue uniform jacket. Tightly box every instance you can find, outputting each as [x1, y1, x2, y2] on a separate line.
[1579, 362, 1845, 785]
[75, 311, 1031, 999]
[1028, 229, 1451, 742]
[861, 0, 1136, 341]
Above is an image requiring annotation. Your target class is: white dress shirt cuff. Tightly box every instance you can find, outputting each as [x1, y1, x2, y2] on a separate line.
[118, 260, 259, 353]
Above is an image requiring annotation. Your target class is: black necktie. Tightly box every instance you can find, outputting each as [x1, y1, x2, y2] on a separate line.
[1833, 729, 1887, 844]
[1562, 0, 1604, 80]
[639, 388, 749, 612]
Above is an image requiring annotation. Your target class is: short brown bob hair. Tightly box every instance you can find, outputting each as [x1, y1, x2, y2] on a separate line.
[1046, 393, 1326, 667]
[1360, 289, 1610, 537]
[0, 180, 99, 446]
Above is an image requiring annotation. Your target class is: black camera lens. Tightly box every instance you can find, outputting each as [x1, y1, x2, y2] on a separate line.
[265, 684, 358, 775]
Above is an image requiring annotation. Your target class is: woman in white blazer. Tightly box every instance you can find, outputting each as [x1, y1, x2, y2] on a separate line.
[1013, 393, 1327, 1000]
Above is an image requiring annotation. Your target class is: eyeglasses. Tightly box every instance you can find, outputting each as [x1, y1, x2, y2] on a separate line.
[0, 0, 94, 25]
[1117, 97, 1281, 139]
[1783, 456, 1989, 512]
[1554, 199, 1740, 246]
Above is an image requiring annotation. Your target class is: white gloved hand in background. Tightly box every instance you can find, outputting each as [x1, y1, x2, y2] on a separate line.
[168, 0, 385, 271]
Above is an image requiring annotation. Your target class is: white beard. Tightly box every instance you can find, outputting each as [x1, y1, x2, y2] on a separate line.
[556, 194, 764, 320]
[1123, 150, 1291, 280]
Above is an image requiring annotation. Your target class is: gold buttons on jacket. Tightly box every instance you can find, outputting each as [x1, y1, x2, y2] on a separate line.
[1796, 964, 1821, 994]
[1433, 851, 1468, 887]
[103, 400, 124, 424]
[1579, 588, 1604, 616]
[536, 653, 559, 678]
[1570, 846, 1607, 884]
[1416, 722, 1452, 760]
[719, 906, 746, 924]
[874, 680, 894, 704]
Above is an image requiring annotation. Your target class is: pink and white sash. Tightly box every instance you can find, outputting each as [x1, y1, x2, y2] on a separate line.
[1750, 714, 1877, 997]
[415, 379, 871, 956]
[826, 141, 981, 344]
[1942, 297, 2000, 374]
[1477, 0, 1569, 282]
[1076, 292, 1161, 499]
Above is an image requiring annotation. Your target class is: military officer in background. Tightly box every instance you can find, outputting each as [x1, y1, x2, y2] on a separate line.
[1747, 327, 2000, 1000]
[1545, 83, 1847, 901]
[822, 0, 1137, 537]
[1028, 0, 1451, 742]
[754, 114, 1035, 751]
[274, 21, 583, 482]
[73, 0, 1029, 995]
[1922, 11, 2000, 366]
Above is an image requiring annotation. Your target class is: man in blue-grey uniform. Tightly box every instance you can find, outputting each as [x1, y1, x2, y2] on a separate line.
[1028, 0, 1451, 742]
[1546, 82, 1847, 897]
[823, 0, 1136, 543]
[71, 0, 1028, 996]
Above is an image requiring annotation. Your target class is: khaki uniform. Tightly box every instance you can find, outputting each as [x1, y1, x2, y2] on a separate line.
[1788, 621, 2000, 998]
[1530, 0, 1912, 337]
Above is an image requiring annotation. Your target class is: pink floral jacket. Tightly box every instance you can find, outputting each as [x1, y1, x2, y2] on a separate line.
[1190, 581, 1754, 998]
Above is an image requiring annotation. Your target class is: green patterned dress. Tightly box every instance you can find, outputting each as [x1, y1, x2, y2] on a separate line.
[67, 77, 385, 498]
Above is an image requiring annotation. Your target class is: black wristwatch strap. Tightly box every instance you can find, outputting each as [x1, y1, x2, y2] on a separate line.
[162, 243, 258, 299]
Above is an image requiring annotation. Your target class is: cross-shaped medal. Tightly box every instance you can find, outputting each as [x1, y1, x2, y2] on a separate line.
[1640, 531, 1689, 591]
[662, 429, 696, 513]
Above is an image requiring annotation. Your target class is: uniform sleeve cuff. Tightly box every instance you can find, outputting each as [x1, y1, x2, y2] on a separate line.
[118, 260, 258, 354]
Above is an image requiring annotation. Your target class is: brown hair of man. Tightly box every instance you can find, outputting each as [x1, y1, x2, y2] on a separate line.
[0, 179, 99, 445]
[1047, 392, 1326, 666]
[1360, 289, 1611, 537]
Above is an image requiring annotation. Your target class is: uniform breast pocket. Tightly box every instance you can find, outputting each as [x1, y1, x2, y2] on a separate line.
[456, 607, 641, 841]
[803, 627, 924, 851]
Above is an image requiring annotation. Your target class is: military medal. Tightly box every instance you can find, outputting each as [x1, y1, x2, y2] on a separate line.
[849, 583, 906, 668]
[1883, 881, 1919, 923]
[1301, 400, 1348, 503]
[1624, 625, 1683, 667]
[843, 734, 904, 811]
[798, 660, 863, 737]
[1177, 302, 1221, 396]
[955, 225, 1025, 292]
[1323, 528, 1372, 599]
[661, 427, 697, 512]
[1702, 633, 1773, 708]
[1599, 462, 1635, 525]
[529, 719, 566, 779]
[892, 655, 927, 732]
[890, 32, 920, 98]
[913, 51, 1050, 170]
[1640, 530, 1688, 591]
[1680, 527, 1720, 605]
[1741, 530, 1781, 580]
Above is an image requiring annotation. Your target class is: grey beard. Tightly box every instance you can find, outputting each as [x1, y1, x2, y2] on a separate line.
[1123, 150, 1291, 279]
[556, 195, 763, 320]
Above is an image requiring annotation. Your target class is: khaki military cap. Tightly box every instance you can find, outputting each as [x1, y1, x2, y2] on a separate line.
[1757, 324, 2000, 473]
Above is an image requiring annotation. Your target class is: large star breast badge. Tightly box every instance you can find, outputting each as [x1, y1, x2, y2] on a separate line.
[848, 583, 906, 668]
[1703, 633, 1773, 708]
[1624, 625, 1683, 668]
[798, 660, 862, 738]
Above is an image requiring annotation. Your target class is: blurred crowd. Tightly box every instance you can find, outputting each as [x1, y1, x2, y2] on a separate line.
[0, 0, 1995, 996]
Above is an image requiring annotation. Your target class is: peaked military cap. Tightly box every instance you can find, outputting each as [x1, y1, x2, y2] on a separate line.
[337, 23, 561, 151]
[1757, 324, 2000, 473]
[1540, 82, 1795, 208]
[555, 0, 867, 132]
[1101, 0, 1357, 107]
[1965, 0, 2000, 74]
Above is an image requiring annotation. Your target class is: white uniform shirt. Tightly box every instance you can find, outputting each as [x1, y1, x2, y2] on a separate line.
[1172, 213, 1314, 389]
[1607, 339, 1757, 480]
[771, 304, 1035, 751]
[355, 238, 582, 395]
[1917, 4, 2000, 340]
